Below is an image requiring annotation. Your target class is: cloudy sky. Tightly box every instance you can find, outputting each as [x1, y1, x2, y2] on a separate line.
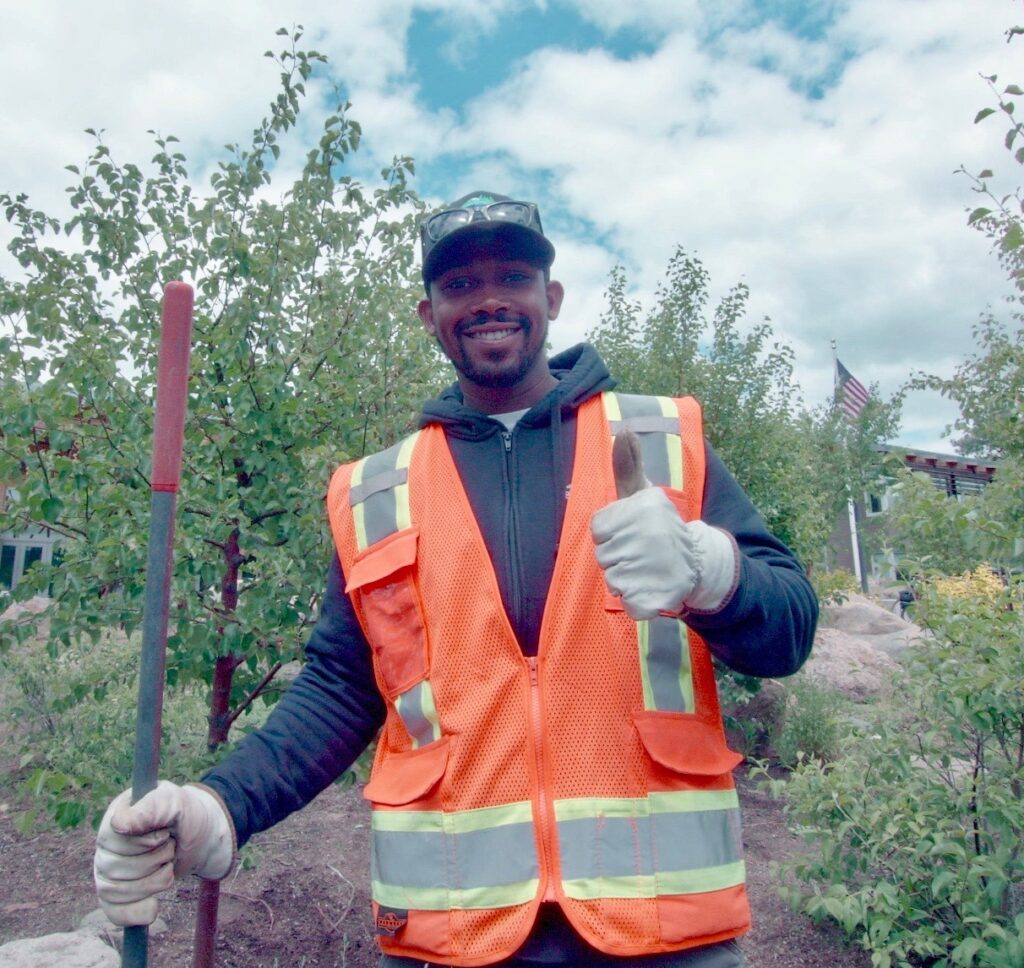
[2, 0, 1020, 452]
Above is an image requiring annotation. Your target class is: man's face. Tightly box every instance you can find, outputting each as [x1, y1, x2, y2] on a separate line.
[418, 257, 564, 408]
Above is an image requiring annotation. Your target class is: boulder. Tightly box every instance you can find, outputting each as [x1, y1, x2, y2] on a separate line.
[804, 627, 902, 700]
[0, 932, 117, 968]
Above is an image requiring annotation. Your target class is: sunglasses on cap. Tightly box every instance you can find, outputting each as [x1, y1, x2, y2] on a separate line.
[421, 199, 544, 245]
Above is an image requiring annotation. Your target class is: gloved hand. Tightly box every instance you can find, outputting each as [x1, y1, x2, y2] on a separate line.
[94, 781, 235, 926]
[591, 430, 738, 621]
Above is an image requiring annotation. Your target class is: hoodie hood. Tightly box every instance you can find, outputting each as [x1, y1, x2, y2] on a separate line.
[418, 343, 616, 440]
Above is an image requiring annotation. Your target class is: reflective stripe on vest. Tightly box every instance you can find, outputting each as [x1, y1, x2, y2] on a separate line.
[371, 800, 539, 910]
[349, 432, 420, 552]
[603, 392, 683, 489]
[348, 430, 440, 746]
[603, 392, 694, 714]
[554, 790, 744, 900]
[393, 679, 441, 748]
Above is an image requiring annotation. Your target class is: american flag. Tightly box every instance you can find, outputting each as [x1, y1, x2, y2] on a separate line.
[836, 359, 869, 419]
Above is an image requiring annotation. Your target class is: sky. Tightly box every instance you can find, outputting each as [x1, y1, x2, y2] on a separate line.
[1, 0, 1021, 454]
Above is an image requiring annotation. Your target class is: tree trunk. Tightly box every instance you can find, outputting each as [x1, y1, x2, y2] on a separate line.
[206, 527, 244, 750]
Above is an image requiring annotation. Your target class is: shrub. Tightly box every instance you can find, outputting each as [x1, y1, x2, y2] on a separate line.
[930, 565, 1006, 601]
[773, 675, 848, 768]
[762, 584, 1024, 966]
[811, 568, 860, 606]
[1, 632, 227, 829]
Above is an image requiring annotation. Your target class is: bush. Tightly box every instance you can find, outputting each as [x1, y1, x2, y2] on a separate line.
[773, 675, 848, 768]
[762, 585, 1024, 966]
[930, 565, 1006, 601]
[0, 631, 227, 830]
[811, 568, 861, 606]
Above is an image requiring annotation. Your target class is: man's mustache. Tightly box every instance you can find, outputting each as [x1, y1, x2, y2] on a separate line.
[456, 310, 530, 335]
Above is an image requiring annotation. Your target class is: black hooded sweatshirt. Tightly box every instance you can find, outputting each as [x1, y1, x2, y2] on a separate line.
[203, 344, 817, 957]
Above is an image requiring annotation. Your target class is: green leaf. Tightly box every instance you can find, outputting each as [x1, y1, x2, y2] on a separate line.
[41, 496, 64, 522]
[968, 207, 993, 224]
[1004, 84, 1024, 96]
[975, 108, 997, 123]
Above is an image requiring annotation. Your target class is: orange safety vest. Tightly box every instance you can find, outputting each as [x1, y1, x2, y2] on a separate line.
[327, 391, 750, 967]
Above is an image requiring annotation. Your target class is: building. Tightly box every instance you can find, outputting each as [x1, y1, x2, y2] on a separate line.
[0, 482, 60, 591]
[830, 445, 999, 585]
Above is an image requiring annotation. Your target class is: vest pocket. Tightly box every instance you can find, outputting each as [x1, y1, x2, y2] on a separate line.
[364, 735, 450, 805]
[632, 711, 743, 776]
[346, 528, 430, 698]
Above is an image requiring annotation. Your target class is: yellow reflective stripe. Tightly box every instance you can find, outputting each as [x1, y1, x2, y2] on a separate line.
[562, 861, 746, 900]
[660, 860, 746, 895]
[654, 394, 683, 489]
[638, 620, 656, 710]
[371, 799, 534, 834]
[650, 789, 739, 813]
[372, 878, 539, 911]
[350, 457, 370, 551]
[563, 873, 656, 900]
[638, 616, 695, 713]
[394, 680, 442, 749]
[554, 790, 738, 821]
[603, 390, 623, 423]
[393, 432, 419, 532]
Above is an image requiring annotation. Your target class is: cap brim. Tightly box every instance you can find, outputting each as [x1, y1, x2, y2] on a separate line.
[422, 222, 555, 285]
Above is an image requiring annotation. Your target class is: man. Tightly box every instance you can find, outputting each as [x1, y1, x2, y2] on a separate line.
[94, 191, 818, 967]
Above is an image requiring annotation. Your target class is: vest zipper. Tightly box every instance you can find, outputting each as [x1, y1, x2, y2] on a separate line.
[527, 655, 557, 902]
[501, 429, 524, 636]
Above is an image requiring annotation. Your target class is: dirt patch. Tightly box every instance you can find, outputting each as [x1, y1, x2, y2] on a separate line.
[0, 772, 870, 967]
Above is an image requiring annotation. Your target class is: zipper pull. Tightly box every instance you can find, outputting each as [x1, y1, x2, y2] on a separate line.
[502, 430, 512, 452]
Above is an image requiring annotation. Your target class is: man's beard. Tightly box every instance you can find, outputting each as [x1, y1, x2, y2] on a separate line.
[447, 312, 548, 389]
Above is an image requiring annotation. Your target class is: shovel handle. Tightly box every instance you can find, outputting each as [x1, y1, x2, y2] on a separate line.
[123, 282, 194, 968]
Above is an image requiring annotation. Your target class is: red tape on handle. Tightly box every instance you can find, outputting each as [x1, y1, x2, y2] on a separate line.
[151, 282, 194, 490]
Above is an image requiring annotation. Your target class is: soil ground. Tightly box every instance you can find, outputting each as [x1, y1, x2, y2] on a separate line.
[0, 771, 871, 968]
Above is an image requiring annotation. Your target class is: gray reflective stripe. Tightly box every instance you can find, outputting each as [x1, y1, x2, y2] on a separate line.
[349, 467, 408, 506]
[370, 802, 539, 909]
[351, 433, 418, 549]
[395, 680, 441, 748]
[609, 393, 680, 487]
[555, 793, 743, 891]
[609, 416, 681, 435]
[355, 440, 408, 547]
[642, 616, 694, 713]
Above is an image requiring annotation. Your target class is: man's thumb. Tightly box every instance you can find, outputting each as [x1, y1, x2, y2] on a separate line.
[612, 429, 647, 499]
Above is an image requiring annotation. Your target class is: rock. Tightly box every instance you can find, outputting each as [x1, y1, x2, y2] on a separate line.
[0, 932, 118, 968]
[822, 594, 919, 638]
[804, 627, 902, 700]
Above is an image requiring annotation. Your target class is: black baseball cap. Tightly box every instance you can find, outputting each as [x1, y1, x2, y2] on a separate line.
[420, 191, 556, 288]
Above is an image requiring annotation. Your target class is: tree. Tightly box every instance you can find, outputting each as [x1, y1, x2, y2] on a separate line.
[0, 28, 444, 769]
[895, 21, 1024, 576]
[587, 247, 899, 570]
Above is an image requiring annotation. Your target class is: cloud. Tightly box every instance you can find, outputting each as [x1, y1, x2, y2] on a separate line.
[410, 2, 1018, 451]
[2, 0, 1019, 454]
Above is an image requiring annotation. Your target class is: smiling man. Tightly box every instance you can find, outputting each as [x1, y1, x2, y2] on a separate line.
[94, 191, 818, 968]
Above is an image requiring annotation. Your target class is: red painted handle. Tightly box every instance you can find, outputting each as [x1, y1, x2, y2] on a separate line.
[151, 282, 194, 491]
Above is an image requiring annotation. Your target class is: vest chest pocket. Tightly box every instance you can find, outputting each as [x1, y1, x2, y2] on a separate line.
[633, 710, 743, 777]
[346, 528, 429, 698]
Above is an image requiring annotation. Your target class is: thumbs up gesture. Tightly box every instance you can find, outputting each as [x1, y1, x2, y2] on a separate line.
[591, 430, 739, 620]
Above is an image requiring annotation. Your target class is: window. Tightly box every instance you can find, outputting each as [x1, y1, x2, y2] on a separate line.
[0, 545, 14, 589]
[23, 545, 44, 572]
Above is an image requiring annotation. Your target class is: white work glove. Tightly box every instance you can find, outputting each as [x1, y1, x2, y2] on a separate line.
[591, 430, 739, 621]
[94, 781, 235, 926]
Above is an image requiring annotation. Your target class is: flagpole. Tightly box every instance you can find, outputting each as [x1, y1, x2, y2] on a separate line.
[833, 339, 867, 592]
